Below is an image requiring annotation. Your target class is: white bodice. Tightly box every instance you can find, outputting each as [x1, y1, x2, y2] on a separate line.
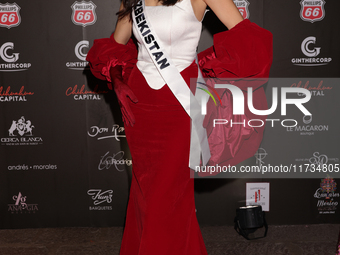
[132, 0, 202, 89]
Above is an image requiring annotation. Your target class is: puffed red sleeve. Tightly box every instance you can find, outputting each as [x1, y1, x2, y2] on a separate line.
[86, 33, 138, 89]
[198, 19, 273, 82]
[196, 19, 273, 177]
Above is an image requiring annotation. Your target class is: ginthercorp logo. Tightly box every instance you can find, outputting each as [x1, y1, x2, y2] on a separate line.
[71, 1, 97, 27]
[200, 83, 312, 129]
[87, 189, 113, 210]
[233, 0, 250, 19]
[300, 0, 325, 23]
[98, 151, 132, 171]
[0, 3, 21, 29]
[0, 42, 32, 71]
[292, 36, 332, 66]
[1, 116, 43, 146]
[88, 124, 126, 141]
[66, 40, 89, 70]
[314, 176, 338, 214]
[0, 86, 34, 102]
[8, 192, 38, 214]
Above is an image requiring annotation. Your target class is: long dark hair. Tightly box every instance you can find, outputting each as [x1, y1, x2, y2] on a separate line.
[118, 0, 179, 19]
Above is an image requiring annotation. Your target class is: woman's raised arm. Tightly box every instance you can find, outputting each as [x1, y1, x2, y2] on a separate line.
[193, 0, 243, 29]
[113, 2, 133, 45]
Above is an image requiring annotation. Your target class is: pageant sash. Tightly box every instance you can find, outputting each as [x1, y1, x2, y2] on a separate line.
[132, 0, 211, 169]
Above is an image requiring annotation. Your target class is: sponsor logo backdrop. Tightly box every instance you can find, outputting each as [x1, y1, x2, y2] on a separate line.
[0, 0, 339, 228]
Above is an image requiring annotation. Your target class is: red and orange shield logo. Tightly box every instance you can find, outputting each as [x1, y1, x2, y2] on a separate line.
[0, 3, 21, 29]
[71, 1, 97, 27]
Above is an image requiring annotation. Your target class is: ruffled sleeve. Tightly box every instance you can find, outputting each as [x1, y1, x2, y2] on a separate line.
[198, 19, 273, 82]
[86, 33, 138, 89]
[197, 19, 273, 177]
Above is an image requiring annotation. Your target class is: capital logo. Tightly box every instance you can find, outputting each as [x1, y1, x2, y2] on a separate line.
[301, 36, 320, 57]
[0, 3, 21, 29]
[0, 42, 19, 63]
[300, 0, 325, 23]
[71, 1, 97, 27]
[233, 0, 250, 19]
[8, 116, 34, 136]
[75, 40, 89, 61]
[255, 148, 267, 165]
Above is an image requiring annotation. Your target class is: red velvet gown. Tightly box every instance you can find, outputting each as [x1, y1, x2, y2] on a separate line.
[87, 17, 272, 255]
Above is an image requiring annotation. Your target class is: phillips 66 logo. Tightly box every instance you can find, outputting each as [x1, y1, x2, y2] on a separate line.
[300, 0, 325, 23]
[71, 1, 97, 27]
[0, 3, 21, 29]
[233, 0, 250, 19]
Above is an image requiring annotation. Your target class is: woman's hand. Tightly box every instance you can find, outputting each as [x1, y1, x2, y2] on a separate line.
[110, 65, 138, 127]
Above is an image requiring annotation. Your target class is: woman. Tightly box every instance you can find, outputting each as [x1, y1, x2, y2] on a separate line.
[86, 0, 272, 254]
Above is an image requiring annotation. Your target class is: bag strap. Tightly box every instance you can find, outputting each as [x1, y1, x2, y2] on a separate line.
[132, 0, 210, 169]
